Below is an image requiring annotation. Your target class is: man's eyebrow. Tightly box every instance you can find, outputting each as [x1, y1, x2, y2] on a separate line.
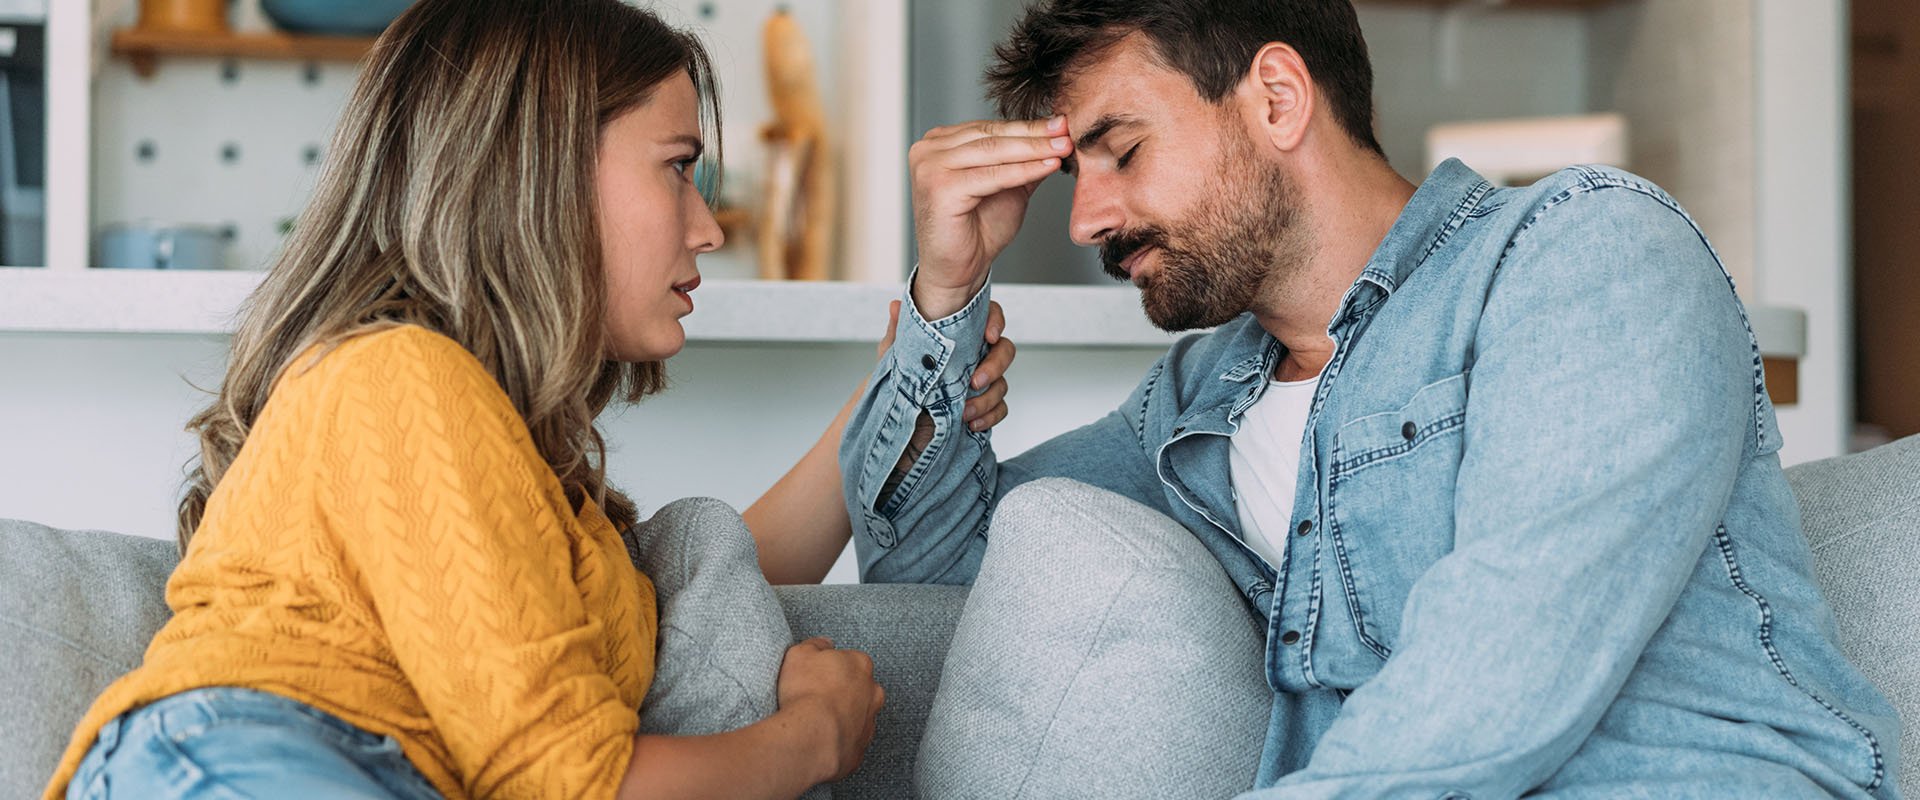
[1062, 113, 1137, 175]
[1074, 113, 1136, 152]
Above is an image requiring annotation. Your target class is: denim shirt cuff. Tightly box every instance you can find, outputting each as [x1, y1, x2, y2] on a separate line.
[892, 267, 992, 407]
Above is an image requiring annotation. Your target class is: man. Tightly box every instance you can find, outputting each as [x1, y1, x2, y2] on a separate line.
[839, 1, 1900, 797]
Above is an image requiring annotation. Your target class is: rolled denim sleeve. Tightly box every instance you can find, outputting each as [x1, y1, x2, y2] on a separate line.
[839, 274, 999, 585]
[1256, 186, 1759, 798]
[840, 273, 1169, 586]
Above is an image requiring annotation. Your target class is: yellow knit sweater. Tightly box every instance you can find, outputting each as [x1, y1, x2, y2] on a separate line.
[43, 325, 657, 800]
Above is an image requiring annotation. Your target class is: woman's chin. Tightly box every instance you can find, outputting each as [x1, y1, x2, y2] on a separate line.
[610, 324, 686, 363]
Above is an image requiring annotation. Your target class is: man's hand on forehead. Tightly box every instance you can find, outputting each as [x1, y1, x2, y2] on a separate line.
[907, 114, 1074, 318]
[919, 116, 1073, 181]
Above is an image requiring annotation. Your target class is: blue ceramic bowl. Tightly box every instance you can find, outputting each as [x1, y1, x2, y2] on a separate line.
[261, 0, 416, 36]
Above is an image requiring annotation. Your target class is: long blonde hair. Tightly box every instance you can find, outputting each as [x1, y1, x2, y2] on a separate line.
[177, 0, 722, 548]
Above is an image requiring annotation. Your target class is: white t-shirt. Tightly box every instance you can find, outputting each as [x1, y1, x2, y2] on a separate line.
[1228, 374, 1322, 567]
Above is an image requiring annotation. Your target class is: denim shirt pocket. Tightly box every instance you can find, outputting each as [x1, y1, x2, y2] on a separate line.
[1328, 371, 1469, 659]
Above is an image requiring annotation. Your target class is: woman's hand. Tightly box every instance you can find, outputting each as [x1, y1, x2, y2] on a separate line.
[877, 299, 1017, 433]
[777, 637, 885, 783]
[618, 638, 884, 798]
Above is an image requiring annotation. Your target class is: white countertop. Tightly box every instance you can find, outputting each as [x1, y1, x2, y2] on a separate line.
[0, 268, 1185, 348]
[0, 267, 1809, 357]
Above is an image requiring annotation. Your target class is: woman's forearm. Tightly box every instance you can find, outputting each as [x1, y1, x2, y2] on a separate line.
[617, 709, 832, 800]
[742, 382, 863, 585]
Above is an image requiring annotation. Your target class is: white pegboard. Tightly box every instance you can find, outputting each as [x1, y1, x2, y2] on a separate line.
[91, 56, 358, 271]
[86, 0, 865, 280]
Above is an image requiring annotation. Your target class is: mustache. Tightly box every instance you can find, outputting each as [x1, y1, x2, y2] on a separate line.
[1100, 227, 1169, 282]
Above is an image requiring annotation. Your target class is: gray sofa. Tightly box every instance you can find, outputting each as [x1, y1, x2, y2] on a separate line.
[3, 435, 1916, 798]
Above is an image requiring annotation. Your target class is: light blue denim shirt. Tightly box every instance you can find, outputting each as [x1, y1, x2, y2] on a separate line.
[841, 160, 1901, 798]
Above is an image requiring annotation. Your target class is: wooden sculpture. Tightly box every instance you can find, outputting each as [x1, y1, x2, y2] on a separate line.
[758, 9, 836, 280]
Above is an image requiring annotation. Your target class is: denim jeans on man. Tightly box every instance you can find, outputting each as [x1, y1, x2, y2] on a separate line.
[840, 159, 1902, 798]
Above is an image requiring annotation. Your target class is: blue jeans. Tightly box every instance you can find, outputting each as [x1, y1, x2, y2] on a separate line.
[67, 688, 442, 800]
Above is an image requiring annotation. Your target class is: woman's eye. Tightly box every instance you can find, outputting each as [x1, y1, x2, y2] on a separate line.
[672, 157, 698, 177]
[1116, 144, 1141, 170]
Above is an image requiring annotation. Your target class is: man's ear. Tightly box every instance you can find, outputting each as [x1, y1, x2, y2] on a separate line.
[1244, 42, 1313, 153]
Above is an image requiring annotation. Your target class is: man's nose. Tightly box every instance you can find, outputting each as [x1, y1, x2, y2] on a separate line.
[1068, 173, 1121, 247]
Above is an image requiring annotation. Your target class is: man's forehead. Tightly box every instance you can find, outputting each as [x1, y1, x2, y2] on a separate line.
[1053, 36, 1197, 132]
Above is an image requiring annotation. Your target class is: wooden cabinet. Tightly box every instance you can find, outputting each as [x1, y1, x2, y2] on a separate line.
[1852, 0, 1920, 438]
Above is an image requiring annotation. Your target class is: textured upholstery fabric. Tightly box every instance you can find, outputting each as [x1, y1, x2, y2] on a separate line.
[0, 517, 962, 799]
[0, 520, 176, 800]
[915, 478, 1276, 798]
[1786, 434, 1920, 795]
[1, 433, 1912, 797]
[776, 583, 968, 800]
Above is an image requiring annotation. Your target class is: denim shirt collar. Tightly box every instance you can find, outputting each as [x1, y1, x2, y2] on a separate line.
[1215, 159, 1494, 389]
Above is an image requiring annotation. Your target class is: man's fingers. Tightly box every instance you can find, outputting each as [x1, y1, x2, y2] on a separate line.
[935, 159, 1060, 208]
[985, 301, 1005, 345]
[923, 116, 1064, 148]
[935, 134, 1072, 171]
[798, 636, 835, 651]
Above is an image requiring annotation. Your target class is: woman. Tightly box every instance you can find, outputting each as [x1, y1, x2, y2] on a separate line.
[43, 1, 1013, 798]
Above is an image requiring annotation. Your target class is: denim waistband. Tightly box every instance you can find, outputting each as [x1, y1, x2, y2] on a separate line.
[133, 686, 390, 751]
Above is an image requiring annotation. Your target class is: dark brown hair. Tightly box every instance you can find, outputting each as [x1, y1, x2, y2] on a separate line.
[984, 0, 1383, 156]
[177, 0, 721, 548]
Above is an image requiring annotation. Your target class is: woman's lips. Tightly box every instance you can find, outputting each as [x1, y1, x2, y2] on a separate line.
[672, 276, 700, 311]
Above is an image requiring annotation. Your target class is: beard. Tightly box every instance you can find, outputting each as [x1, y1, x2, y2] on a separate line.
[1098, 135, 1302, 332]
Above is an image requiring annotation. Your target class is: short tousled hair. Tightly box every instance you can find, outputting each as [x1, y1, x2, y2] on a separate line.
[984, 0, 1384, 156]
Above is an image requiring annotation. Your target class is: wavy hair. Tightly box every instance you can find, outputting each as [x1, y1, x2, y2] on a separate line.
[177, 0, 721, 548]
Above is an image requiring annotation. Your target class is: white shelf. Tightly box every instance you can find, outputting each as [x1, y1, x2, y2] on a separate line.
[0, 268, 1808, 355]
[0, 268, 1184, 348]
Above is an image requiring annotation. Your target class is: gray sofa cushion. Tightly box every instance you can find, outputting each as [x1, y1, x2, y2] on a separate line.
[1, 433, 1912, 798]
[0, 516, 963, 800]
[776, 584, 968, 800]
[0, 520, 176, 800]
[1786, 433, 1920, 792]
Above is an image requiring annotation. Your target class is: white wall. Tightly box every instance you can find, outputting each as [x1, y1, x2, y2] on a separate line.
[1754, 0, 1852, 464]
[1587, 0, 1758, 296]
[0, 333, 1160, 583]
[1359, 5, 1591, 180]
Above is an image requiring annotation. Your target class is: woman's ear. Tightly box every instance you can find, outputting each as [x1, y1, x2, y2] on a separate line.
[1246, 42, 1313, 153]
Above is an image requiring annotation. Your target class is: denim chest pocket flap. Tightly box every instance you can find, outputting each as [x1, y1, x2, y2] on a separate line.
[1327, 371, 1469, 658]
[1332, 371, 1469, 474]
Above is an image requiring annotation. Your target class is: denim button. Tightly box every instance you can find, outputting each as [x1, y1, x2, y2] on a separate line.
[920, 354, 938, 370]
[1295, 519, 1312, 537]
[1401, 420, 1418, 440]
[1281, 630, 1301, 645]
